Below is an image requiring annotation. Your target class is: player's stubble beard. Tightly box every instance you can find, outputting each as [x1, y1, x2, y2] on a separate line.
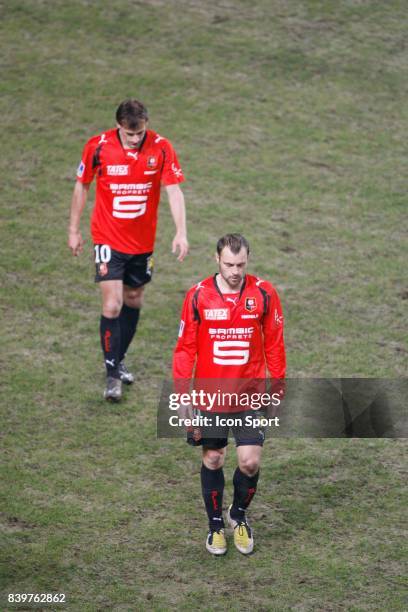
[219, 271, 245, 292]
[228, 276, 244, 290]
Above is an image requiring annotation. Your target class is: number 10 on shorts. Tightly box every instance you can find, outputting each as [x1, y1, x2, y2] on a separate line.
[94, 245, 112, 263]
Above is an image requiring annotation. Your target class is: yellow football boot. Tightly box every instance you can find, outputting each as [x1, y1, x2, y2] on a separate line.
[206, 528, 227, 555]
[227, 505, 254, 554]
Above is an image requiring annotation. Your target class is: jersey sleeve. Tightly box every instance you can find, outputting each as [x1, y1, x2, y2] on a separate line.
[76, 138, 98, 184]
[262, 284, 286, 379]
[160, 139, 185, 186]
[173, 289, 198, 380]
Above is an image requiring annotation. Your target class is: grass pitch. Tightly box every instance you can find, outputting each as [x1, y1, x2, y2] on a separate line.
[1, 1, 407, 610]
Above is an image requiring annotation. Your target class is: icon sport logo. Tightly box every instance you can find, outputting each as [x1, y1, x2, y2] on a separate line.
[245, 297, 257, 312]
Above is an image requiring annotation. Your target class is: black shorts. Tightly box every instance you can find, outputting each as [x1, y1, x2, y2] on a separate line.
[187, 411, 266, 450]
[94, 244, 154, 287]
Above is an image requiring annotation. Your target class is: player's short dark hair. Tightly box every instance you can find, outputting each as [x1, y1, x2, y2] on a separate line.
[116, 99, 149, 129]
[216, 234, 250, 256]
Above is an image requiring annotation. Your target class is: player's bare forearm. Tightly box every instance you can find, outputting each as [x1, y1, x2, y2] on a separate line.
[68, 181, 90, 256]
[166, 184, 189, 261]
[69, 181, 90, 231]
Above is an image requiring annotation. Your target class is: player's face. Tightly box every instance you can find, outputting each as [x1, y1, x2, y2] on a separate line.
[117, 120, 147, 149]
[216, 247, 248, 290]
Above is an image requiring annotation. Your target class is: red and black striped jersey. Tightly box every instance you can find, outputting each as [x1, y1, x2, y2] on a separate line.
[173, 274, 286, 380]
[76, 128, 184, 254]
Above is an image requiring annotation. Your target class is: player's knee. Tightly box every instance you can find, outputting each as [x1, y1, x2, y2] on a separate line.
[124, 287, 144, 309]
[203, 449, 225, 470]
[238, 457, 260, 476]
[102, 299, 122, 318]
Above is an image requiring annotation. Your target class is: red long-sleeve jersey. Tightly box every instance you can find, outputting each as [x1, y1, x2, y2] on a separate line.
[173, 274, 286, 380]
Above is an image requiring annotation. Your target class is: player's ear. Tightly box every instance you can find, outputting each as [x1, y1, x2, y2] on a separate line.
[215, 252, 220, 264]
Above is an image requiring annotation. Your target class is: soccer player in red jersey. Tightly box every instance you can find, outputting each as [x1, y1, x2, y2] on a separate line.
[68, 99, 188, 401]
[173, 234, 286, 555]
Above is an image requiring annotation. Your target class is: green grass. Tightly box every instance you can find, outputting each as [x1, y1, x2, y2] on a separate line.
[1, 0, 407, 610]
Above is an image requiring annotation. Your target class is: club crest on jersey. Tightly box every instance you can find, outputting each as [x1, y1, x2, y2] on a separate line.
[107, 165, 129, 176]
[204, 308, 230, 321]
[147, 156, 157, 169]
[245, 297, 257, 312]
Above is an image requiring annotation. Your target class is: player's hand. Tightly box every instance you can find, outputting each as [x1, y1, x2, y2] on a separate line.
[187, 426, 203, 446]
[178, 402, 202, 445]
[172, 234, 189, 262]
[271, 379, 286, 401]
[68, 230, 85, 256]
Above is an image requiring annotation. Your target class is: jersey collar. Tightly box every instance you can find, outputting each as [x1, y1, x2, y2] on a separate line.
[116, 129, 148, 153]
[212, 274, 247, 301]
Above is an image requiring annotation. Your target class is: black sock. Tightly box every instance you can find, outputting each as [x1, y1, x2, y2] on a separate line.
[201, 464, 225, 530]
[119, 305, 140, 362]
[100, 315, 120, 378]
[231, 467, 259, 521]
